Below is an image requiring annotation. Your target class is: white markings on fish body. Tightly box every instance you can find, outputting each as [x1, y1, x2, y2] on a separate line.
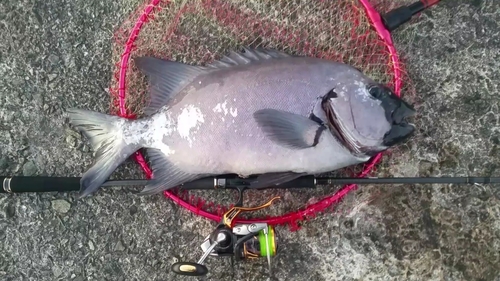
[213, 101, 233, 116]
[121, 110, 177, 156]
[353, 81, 372, 102]
[177, 104, 205, 147]
[158, 143, 175, 156]
[213, 103, 222, 113]
[149, 112, 176, 156]
[221, 100, 228, 115]
[122, 116, 155, 146]
[153, 112, 175, 141]
[337, 86, 348, 101]
[213, 100, 234, 122]
[229, 107, 237, 117]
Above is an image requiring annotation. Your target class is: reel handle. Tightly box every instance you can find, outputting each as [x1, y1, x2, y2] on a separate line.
[171, 232, 226, 276]
[171, 262, 208, 276]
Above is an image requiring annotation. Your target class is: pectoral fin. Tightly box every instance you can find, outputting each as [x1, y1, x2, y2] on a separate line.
[253, 109, 326, 149]
[249, 172, 307, 189]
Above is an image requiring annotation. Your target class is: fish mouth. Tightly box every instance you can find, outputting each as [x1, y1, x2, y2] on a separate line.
[367, 84, 416, 147]
[321, 99, 368, 157]
[376, 87, 416, 147]
[382, 102, 416, 147]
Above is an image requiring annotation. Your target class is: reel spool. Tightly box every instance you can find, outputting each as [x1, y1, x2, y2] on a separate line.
[171, 197, 280, 277]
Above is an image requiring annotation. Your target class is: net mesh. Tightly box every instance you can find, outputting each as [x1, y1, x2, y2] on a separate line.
[108, 0, 418, 230]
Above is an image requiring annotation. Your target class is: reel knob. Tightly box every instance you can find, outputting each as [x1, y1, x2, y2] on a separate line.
[171, 232, 226, 277]
[171, 261, 208, 276]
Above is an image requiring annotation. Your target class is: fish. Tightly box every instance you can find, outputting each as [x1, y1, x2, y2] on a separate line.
[66, 47, 416, 198]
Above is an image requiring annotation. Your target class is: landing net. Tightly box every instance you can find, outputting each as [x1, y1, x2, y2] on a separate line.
[109, 0, 418, 229]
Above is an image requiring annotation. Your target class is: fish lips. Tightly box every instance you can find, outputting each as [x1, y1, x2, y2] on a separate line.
[369, 85, 416, 147]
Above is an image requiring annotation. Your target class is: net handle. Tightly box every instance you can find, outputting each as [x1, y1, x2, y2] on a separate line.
[116, 0, 403, 228]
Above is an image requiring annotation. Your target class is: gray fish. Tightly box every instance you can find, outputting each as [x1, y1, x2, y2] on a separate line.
[67, 47, 416, 197]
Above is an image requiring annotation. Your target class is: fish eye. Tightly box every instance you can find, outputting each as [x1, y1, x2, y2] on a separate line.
[368, 85, 384, 99]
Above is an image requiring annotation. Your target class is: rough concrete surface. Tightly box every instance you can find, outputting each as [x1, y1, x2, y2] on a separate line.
[1, 0, 499, 281]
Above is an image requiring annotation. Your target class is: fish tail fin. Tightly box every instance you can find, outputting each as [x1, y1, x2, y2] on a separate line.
[67, 108, 140, 198]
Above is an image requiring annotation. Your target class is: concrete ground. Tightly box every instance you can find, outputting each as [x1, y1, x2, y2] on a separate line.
[1, 0, 499, 280]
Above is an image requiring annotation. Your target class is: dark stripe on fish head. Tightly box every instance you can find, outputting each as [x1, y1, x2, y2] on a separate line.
[319, 88, 361, 154]
[367, 84, 416, 147]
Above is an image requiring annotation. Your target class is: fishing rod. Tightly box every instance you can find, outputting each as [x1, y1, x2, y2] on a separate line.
[381, 0, 442, 32]
[2, 174, 498, 194]
[3, 172, 496, 277]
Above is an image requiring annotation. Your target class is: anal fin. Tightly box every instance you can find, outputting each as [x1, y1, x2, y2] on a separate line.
[139, 148, 202, 195]
[249, 172, 307, 189]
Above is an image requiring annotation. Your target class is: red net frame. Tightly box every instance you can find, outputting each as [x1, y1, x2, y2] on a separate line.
[110, 0, 412, 230]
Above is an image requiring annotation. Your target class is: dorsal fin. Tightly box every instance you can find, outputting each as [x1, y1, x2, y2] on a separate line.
[134, 48, 295, 116]
[134, 56, 210, 116]
[206, 47, 294, 69]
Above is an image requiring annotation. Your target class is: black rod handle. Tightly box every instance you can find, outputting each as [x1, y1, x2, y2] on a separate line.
[0, 176, 222, 193]
[1, 176, 81, 193]
[382, 0, 441, 32]
[180, 177, 220, 190]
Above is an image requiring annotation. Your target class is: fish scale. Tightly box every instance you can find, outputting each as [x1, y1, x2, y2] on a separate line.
[66, 47, 416, 197]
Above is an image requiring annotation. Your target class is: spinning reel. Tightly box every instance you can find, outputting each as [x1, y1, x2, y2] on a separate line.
[171, 196, 281, 277]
